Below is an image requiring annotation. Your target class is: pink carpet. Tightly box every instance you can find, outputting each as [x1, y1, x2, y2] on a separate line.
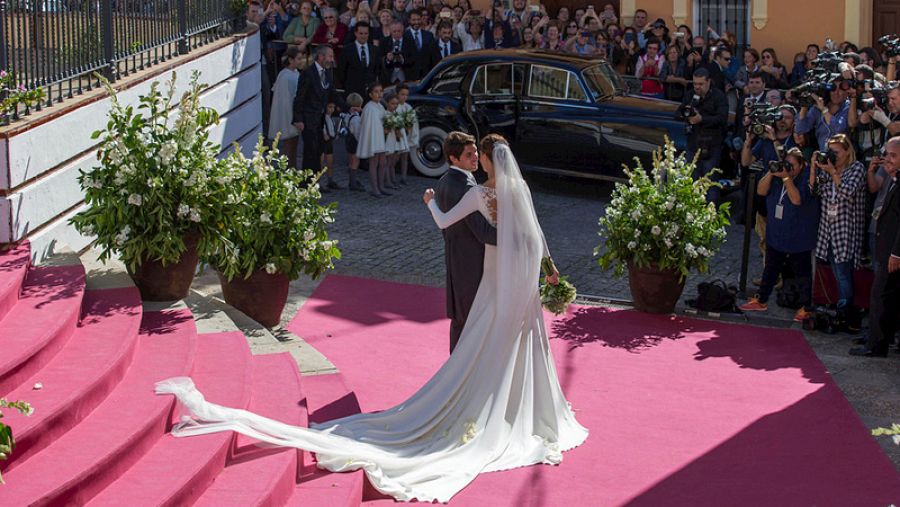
[289, 275, 900, 506]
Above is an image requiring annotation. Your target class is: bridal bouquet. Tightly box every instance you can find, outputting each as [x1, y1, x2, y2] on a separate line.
[539, 257, 576, 315]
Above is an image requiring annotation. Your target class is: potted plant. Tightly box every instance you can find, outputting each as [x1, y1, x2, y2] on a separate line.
[0, 398, 33, 483]
[207, 136, 341, 327]
[70, 71, 230, 301]
[595, 141, 730, 314]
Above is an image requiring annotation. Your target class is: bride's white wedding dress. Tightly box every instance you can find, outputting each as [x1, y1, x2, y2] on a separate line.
[155, 144, 588, 503]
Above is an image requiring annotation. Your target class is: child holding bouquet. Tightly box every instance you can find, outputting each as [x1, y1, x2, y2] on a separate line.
[396, 84, 418, 185]
[357, 83, 390, 197]
[383, 90, 408, 190]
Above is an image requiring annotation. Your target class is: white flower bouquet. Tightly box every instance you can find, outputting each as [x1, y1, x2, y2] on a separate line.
[539, 257, 577, 315]
[595, 139, 730, 279]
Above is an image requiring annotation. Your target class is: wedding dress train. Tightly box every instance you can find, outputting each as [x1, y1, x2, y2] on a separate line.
[155, 144, 588, 503]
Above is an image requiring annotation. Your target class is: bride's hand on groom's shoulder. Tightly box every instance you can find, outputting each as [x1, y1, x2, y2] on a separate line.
[423, 188, 435, 204]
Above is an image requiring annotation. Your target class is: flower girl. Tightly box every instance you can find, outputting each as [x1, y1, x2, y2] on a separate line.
[382, 90, 407, 190]
[356, 83, 390, 197]
[396, 84, 418, 185]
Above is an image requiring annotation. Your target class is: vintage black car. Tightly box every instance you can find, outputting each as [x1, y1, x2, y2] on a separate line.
[404, 49, 687, 180]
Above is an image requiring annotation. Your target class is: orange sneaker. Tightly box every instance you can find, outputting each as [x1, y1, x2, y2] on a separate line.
[739, 297, 768, 312]
[793, 308, 812, 322]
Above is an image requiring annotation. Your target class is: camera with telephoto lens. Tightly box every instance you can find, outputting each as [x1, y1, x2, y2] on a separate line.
[680, 94, 701, 121]
[858, 83, 889, 112]
[811, 51, 845, 73]
[789, 51, 845, 108]
[815, 149, 838, 166]
[747, 103, 783, 136]
[879, 34, 900, 58]
[768, 159, 792, 174]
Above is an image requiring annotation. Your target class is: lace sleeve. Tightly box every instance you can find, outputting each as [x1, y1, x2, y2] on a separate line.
[427, 188, 482, 229]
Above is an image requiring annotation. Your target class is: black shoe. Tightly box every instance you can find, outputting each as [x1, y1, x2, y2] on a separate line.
[399, 178, 409, 186]
[368, 191, 383, 198]
[848, 346, 888, 358]
[327, 179, 342, 190]
[851, 337, 868, 345]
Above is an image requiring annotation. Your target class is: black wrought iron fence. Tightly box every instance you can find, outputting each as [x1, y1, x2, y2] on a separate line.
[0, 0, 241, 124]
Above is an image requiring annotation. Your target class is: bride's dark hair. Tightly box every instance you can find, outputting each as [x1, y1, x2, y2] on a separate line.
[479, 133, 508, 156]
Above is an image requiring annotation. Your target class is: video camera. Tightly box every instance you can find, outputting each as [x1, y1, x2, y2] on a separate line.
[879, 34, 900, 58]
[789, 51, 845, 108]
[747, 103, 783, 136]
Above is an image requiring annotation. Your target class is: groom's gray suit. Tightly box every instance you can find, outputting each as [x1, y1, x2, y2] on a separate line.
[435, 166, 497, 354]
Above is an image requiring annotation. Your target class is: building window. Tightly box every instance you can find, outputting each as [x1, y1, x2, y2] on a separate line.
[696, 0, 752, 49]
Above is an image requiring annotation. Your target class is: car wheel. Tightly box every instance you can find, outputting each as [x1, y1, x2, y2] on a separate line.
[411, 125, 451, 177]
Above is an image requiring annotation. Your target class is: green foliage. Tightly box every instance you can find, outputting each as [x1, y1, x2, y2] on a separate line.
[872, 423, 900, 445]
[0, 70, 45, 122]
[539, 257, 577, 315]
[206, 136, 341, 281]
[0, 398, 34, 484]
[69, 71, 230, 272]
[595, 139, 731, 280]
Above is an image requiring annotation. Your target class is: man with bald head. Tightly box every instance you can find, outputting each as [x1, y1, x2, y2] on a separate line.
[850, 136, 900, 357]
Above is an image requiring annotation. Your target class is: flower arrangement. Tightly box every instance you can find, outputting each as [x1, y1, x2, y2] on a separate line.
[399, 109, 417, 133]
[595, 140, 730, 279]
[69, 71, 230, 272]
[383, 111, 405, 136]
[873, 423, 900, 445]
[539, 258, 577, 315]
[207, 136, 341, 282]
[1, 70, 45, 123]
[0, 398, 34, 484]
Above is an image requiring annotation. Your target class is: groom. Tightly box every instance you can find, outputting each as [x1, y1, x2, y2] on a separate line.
[436, 132, 497, 354]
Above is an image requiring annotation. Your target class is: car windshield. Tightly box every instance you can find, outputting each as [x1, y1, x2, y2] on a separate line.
[582, 64, 625, 100]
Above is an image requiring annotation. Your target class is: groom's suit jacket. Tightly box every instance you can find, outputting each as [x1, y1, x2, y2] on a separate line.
[435, 167, 498, 322]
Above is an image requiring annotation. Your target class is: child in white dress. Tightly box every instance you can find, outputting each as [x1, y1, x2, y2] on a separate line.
[396, 84, 418, 185]
[356, 83, 390, 197]
[382, 90, 407, 190]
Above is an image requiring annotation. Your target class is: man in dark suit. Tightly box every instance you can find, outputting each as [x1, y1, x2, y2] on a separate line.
[705, 45, 732, 92]
[292, 45, 343, 179]
[336, 22, 380, 100]
[850, 136, 900, 357]
[380, 21, 415, 84]
[404, 8, 435, 82]
[434, 132, 497, 353]
[429, 21, 461, 71]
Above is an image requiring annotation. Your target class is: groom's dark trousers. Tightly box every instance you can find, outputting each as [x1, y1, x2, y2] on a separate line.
[435, 167, 498, 354]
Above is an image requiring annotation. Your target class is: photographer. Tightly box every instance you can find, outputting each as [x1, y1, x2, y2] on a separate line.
[810, 133, 868, 314]
[739, 148, 818, 320]
[847, 66, 889, 166]
[678, 67, 729, 203]
[795, 79, 851, 150]
[883, 84, 900, 136]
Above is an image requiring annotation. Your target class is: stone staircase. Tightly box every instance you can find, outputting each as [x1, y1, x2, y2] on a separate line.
[0, 241, 366, 506]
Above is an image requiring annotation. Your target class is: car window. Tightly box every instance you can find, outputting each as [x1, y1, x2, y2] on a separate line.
[528, 65, 587, 102]
[471, 63, 517, 96]
[429, 62, 472, 96]
[582, 64, 622, 100]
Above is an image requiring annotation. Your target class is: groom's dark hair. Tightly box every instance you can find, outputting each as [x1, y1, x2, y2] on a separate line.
[444, 131, 476, 164]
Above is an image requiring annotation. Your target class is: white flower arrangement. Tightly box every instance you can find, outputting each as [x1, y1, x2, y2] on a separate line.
[595, 139, 731, 279]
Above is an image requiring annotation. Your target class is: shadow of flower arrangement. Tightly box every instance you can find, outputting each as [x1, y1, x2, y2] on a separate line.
[550, 306, 702, 353]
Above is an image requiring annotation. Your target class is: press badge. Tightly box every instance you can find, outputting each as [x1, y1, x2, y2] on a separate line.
[775, 204, 784, 219]
[873, 205, 883, 220]
[827, 203, 839, 218]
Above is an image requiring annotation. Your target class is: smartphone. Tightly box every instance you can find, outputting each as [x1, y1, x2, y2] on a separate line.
[439, 11, 451, 18]
[529, 4, 539, 12]
[675, 32, 684, 38]
[624, 32, 634, 44]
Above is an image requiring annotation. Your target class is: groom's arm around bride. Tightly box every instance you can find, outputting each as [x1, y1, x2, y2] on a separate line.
[435, 132, 497, 354]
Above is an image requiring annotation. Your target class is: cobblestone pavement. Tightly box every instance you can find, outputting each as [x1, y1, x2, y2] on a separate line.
[314, 151, 900, 470]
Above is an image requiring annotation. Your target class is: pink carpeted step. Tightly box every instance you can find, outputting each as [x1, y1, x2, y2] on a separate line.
[288, 372, 364, 507]
[193, 353, 306, 507]
[86, 331, 253, 507]
[0, 264, 86, 395]
[0, 241, 30, 322]
[0, 309, 197, 506]
[0, 287, 142, 470]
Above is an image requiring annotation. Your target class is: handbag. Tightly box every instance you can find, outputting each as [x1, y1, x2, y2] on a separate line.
[687, 279, 738, 313]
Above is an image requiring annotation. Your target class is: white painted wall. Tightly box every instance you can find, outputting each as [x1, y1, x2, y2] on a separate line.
[0, 33, 264, 260]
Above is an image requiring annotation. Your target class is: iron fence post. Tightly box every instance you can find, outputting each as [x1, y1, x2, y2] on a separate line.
[0, 0, 8, 72]
[100, 0, 115, 81]
[177, 0, 189, 55]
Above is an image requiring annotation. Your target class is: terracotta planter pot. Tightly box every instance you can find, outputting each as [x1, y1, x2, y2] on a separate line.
[128, 230, 200, 301]
[627, 262, 686, 314]
[218, 269, 290, 328]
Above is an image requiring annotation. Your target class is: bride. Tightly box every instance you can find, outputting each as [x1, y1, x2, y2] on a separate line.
[155, 134, 588, 503]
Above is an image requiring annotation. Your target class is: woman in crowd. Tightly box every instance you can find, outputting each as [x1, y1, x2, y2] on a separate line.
[358, 83, 390, 198]
[283, 0, 320, 56]
[563, 19, 579, 42]
[541, 24, 564, 51]
[268, 46, 303, 170]
[660, 44, 689, 102]
[810, 133, 867, 313]
[375, 9, 394, 43]
[312, 8, 348, 55]
[519, 26, 539, 49]
[340, 0, 359, 26]
[635, 37, 665, 98]
[456, 10, 485, 51]
[735, 48, 761, 92]
[556, 6, 570, 26]
[616, 26, 639, 75]
[760, 47, 789, 89]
